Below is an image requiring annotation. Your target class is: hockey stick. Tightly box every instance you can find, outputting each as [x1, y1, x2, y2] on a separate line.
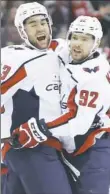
[1, 137, 13, 144]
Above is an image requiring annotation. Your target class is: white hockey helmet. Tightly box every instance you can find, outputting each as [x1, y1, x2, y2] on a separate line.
[67, 15, 103, 56]
[14, 2, 52, 49]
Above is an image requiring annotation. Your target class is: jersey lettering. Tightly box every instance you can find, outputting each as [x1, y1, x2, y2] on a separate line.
[60, 94, 67, 109]
[46, 84, 60, 91]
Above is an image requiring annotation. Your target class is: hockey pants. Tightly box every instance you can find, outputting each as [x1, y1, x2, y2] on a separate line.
[2, 144, 73, 194]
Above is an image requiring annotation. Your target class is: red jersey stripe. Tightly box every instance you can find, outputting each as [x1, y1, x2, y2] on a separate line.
[1, 66, 27, 95]
[73, 127, 110, 156]
[47, 87, 78, 128]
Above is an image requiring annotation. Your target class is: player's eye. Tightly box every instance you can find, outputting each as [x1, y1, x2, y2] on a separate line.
[82, 38, 88, 41]
[41, 21, 47, 26]
[72, 36, 78, 40]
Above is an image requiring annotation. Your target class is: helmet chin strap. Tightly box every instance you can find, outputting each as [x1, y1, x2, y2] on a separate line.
[87, 38, 99, 58]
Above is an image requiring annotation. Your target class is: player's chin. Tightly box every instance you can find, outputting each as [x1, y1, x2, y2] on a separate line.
[36, 40, 49, 50]
[73, 56, 83, 62]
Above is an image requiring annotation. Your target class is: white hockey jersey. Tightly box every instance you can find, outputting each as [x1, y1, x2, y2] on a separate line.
[47, 50, 110, 154]
[1, 44, 62, 139]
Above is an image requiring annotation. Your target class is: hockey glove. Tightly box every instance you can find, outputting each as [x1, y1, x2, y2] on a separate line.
[12, 118, 52, 149]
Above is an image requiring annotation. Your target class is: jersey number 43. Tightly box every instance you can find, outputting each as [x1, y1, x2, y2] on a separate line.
[1, 65, 11, 81]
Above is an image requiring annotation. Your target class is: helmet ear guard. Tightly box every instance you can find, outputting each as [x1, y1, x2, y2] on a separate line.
[68, 32, 72, 40]
[18, 25, 27, 39]
[92, 39, 101, 52]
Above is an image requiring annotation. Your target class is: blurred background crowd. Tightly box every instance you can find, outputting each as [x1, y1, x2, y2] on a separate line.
[1, 0, 110, 61]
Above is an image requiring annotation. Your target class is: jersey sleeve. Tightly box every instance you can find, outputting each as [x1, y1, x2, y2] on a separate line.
[47, 74, 109, 138]
[1, 46, 27, 106]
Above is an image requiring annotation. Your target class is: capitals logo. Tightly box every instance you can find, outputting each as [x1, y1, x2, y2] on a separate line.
[83, 66, 99, 73]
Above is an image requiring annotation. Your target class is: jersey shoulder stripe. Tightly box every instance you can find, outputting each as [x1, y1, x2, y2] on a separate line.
[1, 54, 47, 95]
[1, 66, 26, 95]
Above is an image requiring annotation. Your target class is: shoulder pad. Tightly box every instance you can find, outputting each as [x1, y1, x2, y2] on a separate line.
[58, 43, 70, 65]
[85, 53, 109, 75]
[1, 45, 41, 83]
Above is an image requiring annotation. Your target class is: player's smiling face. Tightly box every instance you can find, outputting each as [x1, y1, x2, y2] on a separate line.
[69, 32, 95, 62]
[24, 15, 50, 49]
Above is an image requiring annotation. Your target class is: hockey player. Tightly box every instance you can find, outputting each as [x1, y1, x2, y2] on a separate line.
[12, 16, 110, 194]
[1, 2, 73, 194]
[58, 16, 110, 194]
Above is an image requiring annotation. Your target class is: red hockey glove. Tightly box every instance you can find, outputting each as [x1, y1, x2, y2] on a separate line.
[12, 118, 52, 149]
